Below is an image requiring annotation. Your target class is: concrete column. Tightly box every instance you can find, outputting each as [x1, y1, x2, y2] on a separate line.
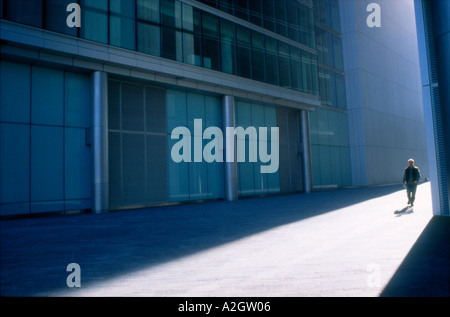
[223, 95, 238, 201]
[91, 71, 109, 213]
[301, 110, 313, 193]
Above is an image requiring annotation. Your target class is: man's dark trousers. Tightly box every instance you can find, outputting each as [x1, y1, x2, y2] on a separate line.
[406, 183, 417, 205]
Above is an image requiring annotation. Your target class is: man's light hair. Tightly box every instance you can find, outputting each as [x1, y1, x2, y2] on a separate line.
[408, 158, 414, 163]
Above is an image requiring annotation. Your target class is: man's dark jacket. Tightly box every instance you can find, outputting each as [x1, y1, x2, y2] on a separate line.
[403, 166, 420, 184]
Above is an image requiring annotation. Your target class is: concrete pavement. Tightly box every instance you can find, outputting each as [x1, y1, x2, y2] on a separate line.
[0, 182, 448, 297]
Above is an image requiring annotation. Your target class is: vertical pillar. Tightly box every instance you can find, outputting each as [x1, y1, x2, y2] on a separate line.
[301, 110, 313, 193]
[91, 71, 109, 213]
[223, 95, 238, 201]
[431, 0, 450, 214]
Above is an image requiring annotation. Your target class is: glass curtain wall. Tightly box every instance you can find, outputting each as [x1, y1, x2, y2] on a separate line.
[167, 90, 224, 202]
[0, 60, 91, 216]
[197, 0, 315, 48]
[311, 0, 351, 189]
[234, 100, 305, 196]
[235, 101, 280, 196]
[1, 0, 320, 96]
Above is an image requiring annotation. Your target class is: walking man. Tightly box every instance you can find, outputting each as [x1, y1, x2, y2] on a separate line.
[403, 158, 421, 206]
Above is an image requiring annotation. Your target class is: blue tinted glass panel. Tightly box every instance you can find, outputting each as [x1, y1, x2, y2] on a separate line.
[167, 89, 187, 131]
[236, 26, 251, 78]
[65, 72, 90, 128]
[0, 123, 30, 204]
[161, 27, 183, 62]
[81, 0, 108, 44]
[336, 74, 347, 109]
[265, 37, 279, 86]
[204, 96, 224, 199]
[137, 0, 160, 22]
[309, 109, 318, 145]
[187, 92, 204, 132]
[31, 66, 64, 126]
[31, 125, 63, 201]
[290, 47, 303, 92]
[65, 127, 91, 200]
[202, 12, 220, 70]
[0, 61, 30, 124]
[187, 93, 207, 199]
[189, 136, 209, 200]
[161, 0, 182, 28]
[167, 90, 189, 201]
[238, 161, 255, 196]
[264, 106, 280, 193]
[252, 104, 267, 194]
[340, 146, 352, 186]
[183, 32, 202, 66]
[138, 23, 161, 56]
[4, 0, 43, 28]
[330, 145, 342, 186]
[251, 32, 265, 82]
[311, 144, 320, 187]
[338, 112, 350, 146]
[327, 109, 339, 146]
[278, 42, 291, 88]
[110, 0, 136, 50]
[262, 0, 275, 32]
[318, 145, 331, 185]
[220, 19, 236, 75]
[45, 0, 78, 36]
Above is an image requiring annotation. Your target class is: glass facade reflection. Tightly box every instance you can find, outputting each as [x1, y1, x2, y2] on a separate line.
[310, 0, 350, 188]
[2, 0, 320, 96]
[0, 0, 352, 215]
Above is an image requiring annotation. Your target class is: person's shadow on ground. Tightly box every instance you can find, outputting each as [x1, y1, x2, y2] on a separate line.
[394, 206, 414, 216]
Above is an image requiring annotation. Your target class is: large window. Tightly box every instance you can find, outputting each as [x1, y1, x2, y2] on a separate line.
[309, 108, 351, 188]
[202, 12, 220, 70]
[3, 0, 43, 28]
[137, 0, 161, 56]
[2, 0, 321, 96]
[251, 31, 265, 82]
[290, 47, 303, 92]
[265, 37, 279, 86]
[236, 25, 251, 79]
[160, 0, 182, 61]
[182, 4, 202, 66]
[0, 61, 91, 216]
[314, 0, 346, 110]
[45, 0, 78, 36]
[81, 0, 108, 44]
[220, 19, 236, 75]
[278, 42, 291, 89]
[167, 90, 224, 202]
[235, 101, 280, 196]
[110, 0, 136, 50]
[198, 0, 315, 49]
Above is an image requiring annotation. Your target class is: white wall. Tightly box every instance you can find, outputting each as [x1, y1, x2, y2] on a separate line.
[340, 0, 429, 185]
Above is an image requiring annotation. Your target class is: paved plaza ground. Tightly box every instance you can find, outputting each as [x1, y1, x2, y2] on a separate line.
[0, 182, 448, 297]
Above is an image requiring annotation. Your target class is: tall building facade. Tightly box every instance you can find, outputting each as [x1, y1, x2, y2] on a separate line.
[0, 0, 427, 216]
[414, 0, 449, 216]
[339, 0, 429, 186]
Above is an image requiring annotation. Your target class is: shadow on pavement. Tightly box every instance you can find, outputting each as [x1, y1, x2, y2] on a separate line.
[0, 184, 407, 296]
[380, 216, 450, 297]
[394, 206, 414, 217]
